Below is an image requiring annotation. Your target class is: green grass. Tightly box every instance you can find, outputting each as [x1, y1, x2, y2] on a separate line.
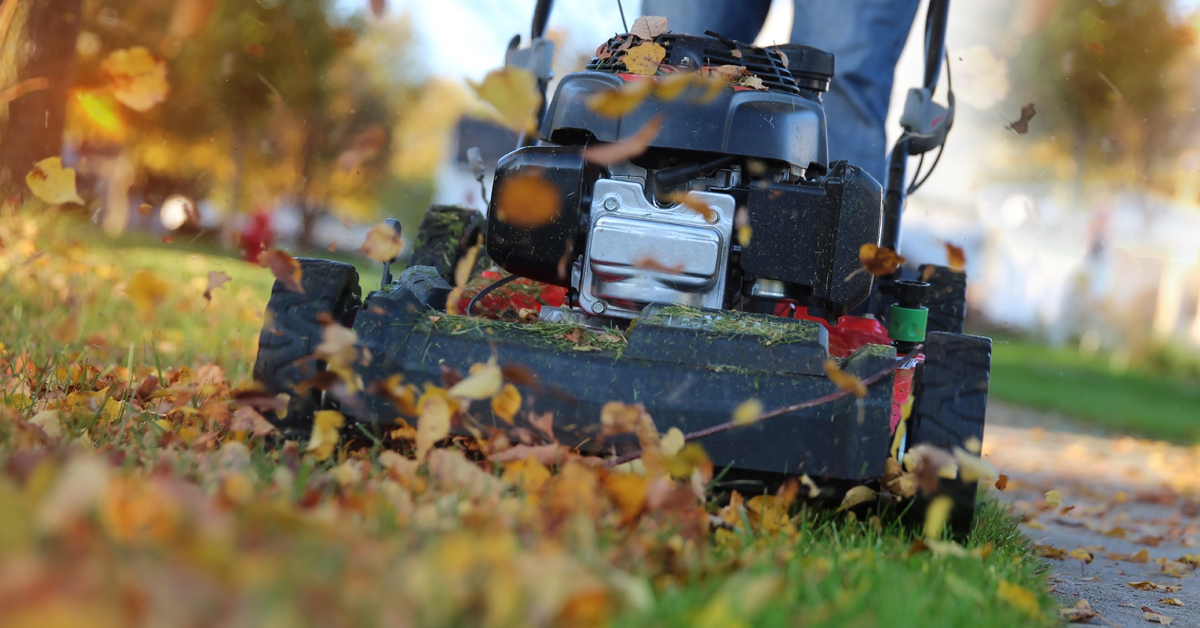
[987, 337, 1200, 443]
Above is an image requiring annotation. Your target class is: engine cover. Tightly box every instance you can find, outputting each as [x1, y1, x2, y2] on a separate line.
[578, 179, 736, 319]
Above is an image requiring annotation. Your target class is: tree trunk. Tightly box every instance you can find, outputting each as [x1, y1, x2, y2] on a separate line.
[0, 0, 82, 189]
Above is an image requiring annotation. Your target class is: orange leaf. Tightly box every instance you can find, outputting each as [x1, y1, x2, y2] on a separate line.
[101, 47, 169, 112]
[360, 222, 404, 263]
[823, 359, 867, 398]
[995, 474, 1009, 491]
[944, 242, 966, 271]
[858, 243, 905, 276]
[664, 190, 718, 222]
[583, 114, 663, 166]
[633, 257, 684, 273]
[494, 171, 562, 228]
[259, 250, 304, 294]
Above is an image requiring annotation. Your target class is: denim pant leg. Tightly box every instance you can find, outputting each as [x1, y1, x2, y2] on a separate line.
[792, 0, 920, 183]
[639, 0, 772, 43]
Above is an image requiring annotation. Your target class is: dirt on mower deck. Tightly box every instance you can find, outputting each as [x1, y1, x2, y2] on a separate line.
[983, 401, 1200, 626]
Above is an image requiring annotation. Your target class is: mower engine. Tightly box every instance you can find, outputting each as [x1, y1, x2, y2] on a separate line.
[485, 34, 884, 322]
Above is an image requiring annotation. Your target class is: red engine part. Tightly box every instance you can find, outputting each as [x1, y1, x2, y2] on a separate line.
[455, 271, 566, 320]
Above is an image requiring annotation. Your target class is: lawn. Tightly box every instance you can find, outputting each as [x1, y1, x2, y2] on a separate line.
[0, 209, 1056, 627]
[987, 337, 1200, 444]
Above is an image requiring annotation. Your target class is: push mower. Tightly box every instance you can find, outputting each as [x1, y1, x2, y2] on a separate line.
[253, 0, 991, 535]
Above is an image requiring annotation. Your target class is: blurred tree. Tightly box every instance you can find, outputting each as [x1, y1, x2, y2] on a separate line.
[1016, 0, 1195, 187]
[0, 0, 83, 190]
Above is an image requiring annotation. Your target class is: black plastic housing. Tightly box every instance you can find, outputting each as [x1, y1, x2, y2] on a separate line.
[740, 161, 883, 317]
[486, 145, 600, 287]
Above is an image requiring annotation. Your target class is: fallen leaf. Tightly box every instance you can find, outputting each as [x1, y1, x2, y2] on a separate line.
[1160, 599, 1186, 607]
[584, 114, 663, 166]
[1179, 554, 1200, 568]
[29, 410, 62, 440]
[945, 242, 966, 271]
[1060, 599, 1097, 623]
[1128, 581, 1182, 593]
[732, 398, 764, 425]
[1008, 102, 1036, 134]
[204, 270, 231, 303]
[416, 389, 452, 463]
[101, 46, 169, 111]
[360, 222, 404, 263]
[307, 410, 344, 461]
[629, 15, 668, 39]
[701, 64, 746, 81]
[997, 580, 1041, 618]
[586, 77, 654, 117]
[858, 243, 906, 276]
[995, 474, 1009, 491]
[491, 383, 521, 424]
[622, 42, 666, 76]
[260, 250, 304, 294]
[1157, 557, 1191, 578]
[469, 66, 541, 134]
[494, 171, 562, 228]
[127, 269, 170, 322]
[1107, 549, 1151, 563]
[1143, 609, 1174, 625]
[26, 157, 84, 205]
[230, 406, 277, 437]
[664, 190, 718, 222]
[824, 359, 867, 398]
[1038, 545, 1068, 560]
[1045, 490, 1062, 508]
[448, 357, 502, 400]
[924, 495, 954, 539]
[735, 75, 766, 90]
[837, 485, 875, 511]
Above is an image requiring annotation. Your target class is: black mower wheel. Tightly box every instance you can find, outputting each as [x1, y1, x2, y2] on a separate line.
[408, 205, 489, 284]
[902, 330, 992, 540]
[254, 258, 362, 437]
[918, 264, 967, 334]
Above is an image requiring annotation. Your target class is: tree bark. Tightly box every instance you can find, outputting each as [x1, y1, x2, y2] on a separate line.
[0, 0, 83, 189]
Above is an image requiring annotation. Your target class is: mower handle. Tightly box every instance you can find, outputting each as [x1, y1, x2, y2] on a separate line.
[922, 0, 950, 91]
[531, 0, 554, 40]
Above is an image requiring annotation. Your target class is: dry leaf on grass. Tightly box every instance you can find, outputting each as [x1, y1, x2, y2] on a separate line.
[996, 580, 1041, 618]
[307, 410, 344, 461]
[26, 157, 84, 205]
[260, 250, 304, 293]
[823, 359, 867, 398]
[494, 171, 562, 228]
[584, 115, 663, 166]
[360, 222, 403, 263]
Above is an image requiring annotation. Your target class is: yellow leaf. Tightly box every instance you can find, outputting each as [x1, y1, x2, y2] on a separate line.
[469, 66, 541, 134]
[126, 269, 170, 322]
[1045, 490, 1062, 507]
[448, 357, 502, 400]
[491, 383, 521, 424]
[587, 77, 654, 117]
[858, 243, 906, 276]
[26, 157, 84, 205]
[1160, 598, 1186, 607]
[307, 410, 344, 461]
[996, 579, 1041, 618]
[416, 389, 452, 462]
[655, 72, 694, 101]
[360, 222, 404, 263]
[600, 401, 644, 436]
[663, 443, 711, 481]
[924, 495, 954, 539]
[837, 485, 875, 511]
[453, 243, 480, 288]
[953, 446, 998, 482]
[732, 398, 763, 425]
[660, 427, 685, 457]
[1068, 548, 1094, 564]
[602, 471, 649, 523]
[29, 410, 62, 439]
[101, 46, 169, 111]
[623, 42, 666, 76]
[501, 456, 550, 494]
[824, 359, 867, 398]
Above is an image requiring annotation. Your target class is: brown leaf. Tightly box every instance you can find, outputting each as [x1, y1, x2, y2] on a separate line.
[824, 359, 867, 398]
[629, 15, 668, 39]
[701, 64, 746, 81]
[622, 42, 666, 75]
[260, 250, 304, 294]
[601, 401, 645, 436]
[858, 243, 906, 276]
[360, 222, 404, 263]
[490, 443, 574, 465]
[633, 257, 684, 273]
[369, 0, 385, 17]
[584, 115, 663, 166]
[1143, 608, 1174, 625]
[494, 171, 562, 228]
[1038, 545, 1068, 560]
[664, 190, 718, 222]
[994, 474, 1009, 491]
[944, 242, 966, 271]
[1059, 599, 1096, 623]
[230, 406, 278, 437]
[232, 388, 288, 412]
[204, 270, 231, 304]
[1008, 103, 1036, 134]
[501, 363, 540, 388]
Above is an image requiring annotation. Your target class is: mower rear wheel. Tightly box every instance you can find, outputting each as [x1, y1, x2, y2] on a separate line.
[918, 264, 967, 334]
[253, 258, 362, 437]
[903, 330, 992, 540]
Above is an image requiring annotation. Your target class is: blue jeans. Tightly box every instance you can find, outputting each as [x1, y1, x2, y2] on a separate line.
[640, 0, 920, 183]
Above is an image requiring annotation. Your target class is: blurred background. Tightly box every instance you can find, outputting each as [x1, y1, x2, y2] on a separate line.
[2, 0, 1199, 438]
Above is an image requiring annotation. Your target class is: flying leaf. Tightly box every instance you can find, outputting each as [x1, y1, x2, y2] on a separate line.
[995, 474, 1008, 491]
[369, 0, 386, 17]
[127, 269, 170, 322]
[495, 171, 562, 228]
[448, 357, 502, 400]
[1008, 103, 1036, 134]
[732, 398, 764, 425]
[204, 270, 231, 304]
[584, 114, 663, 166]
[837, 485, 875, 511]
[664, 190, 718, 222]
[924, 495, 954, 539]
[230, 406, 277, 437]
[622, 42, 666, 76]
[101, 47, 169, 111]
[501, 456, 551, 493]
[1045, 489, 1062, 508]
[360, 222, 403, 263]
[629, 15, 668, 39]
[587, 77, 654, 117]
[800, 474, 819, 498]
[307, 410, 344, 461]
[314, 321, 360, 390]
[260, 250, 304, 293]
[469, 66, 541, 134]
[660, 427, 685, 457]
[416, 389, 452, 463]
[453, 243, 480, 288]
[904, 444, 958, 493]
[168, 0, 216, 38]
[859, 243, 906, 276]
[491, 383, 521, 424]
[601, 401, 645, 436]
[602, 471, 649, 524]
[26, 157, 84, 205]
[944, 242, 966, 271]
[824, 359, 867, 398]
[735, 206, 752, 246]
[1059, 599, 1097, 623]
[655, 72, 694, 101]
[953, 447, 997, 482]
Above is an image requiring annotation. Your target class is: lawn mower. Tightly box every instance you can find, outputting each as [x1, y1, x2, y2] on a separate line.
[253, 0, 992, 535]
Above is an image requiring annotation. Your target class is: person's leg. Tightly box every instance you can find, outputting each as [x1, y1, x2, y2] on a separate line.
[640, 0, 772, 43]
[791, 0, 921, 183]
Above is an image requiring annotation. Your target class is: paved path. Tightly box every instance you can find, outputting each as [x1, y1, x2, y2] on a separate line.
[983, 402, 1200, 627]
